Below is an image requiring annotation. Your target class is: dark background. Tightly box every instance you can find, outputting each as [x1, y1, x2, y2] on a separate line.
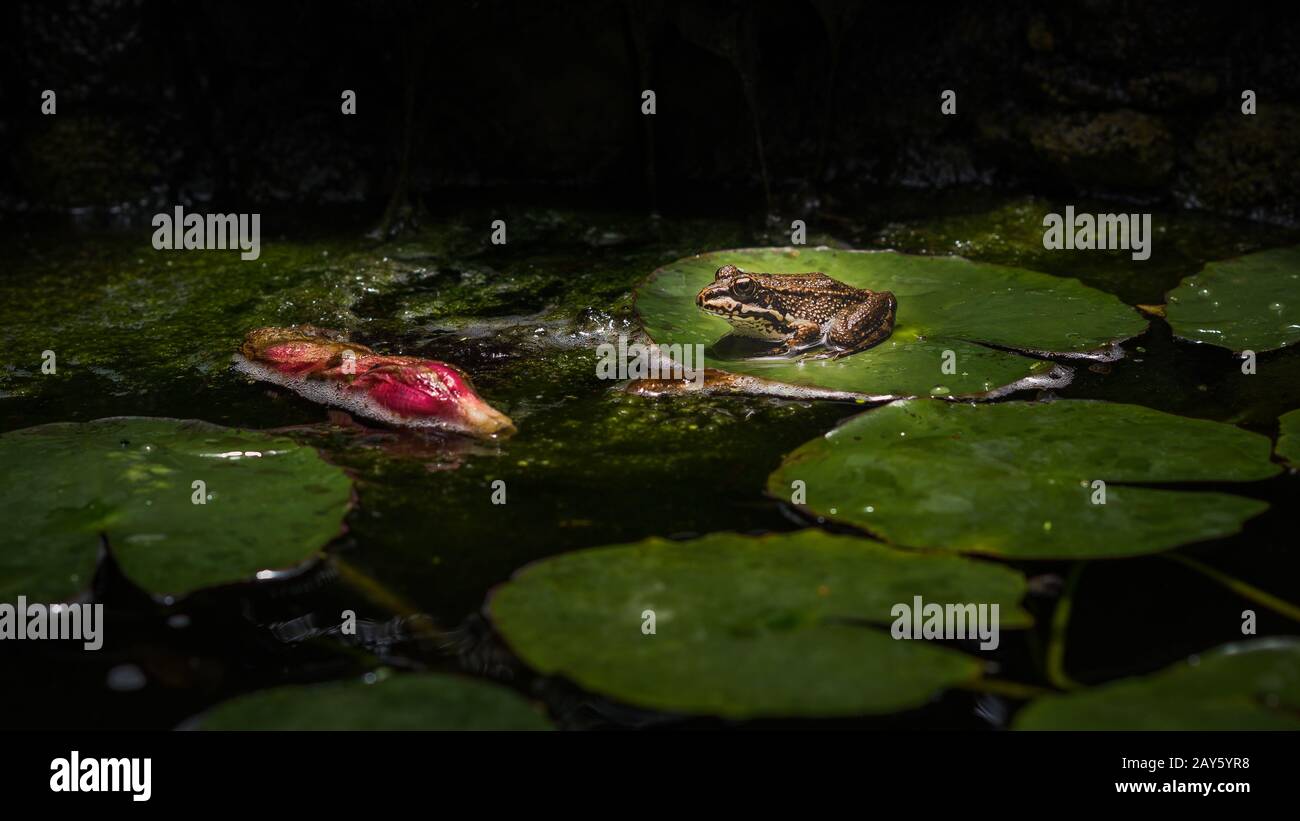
[2, 0, 1298, 228]
[2, 0, 1299, 734]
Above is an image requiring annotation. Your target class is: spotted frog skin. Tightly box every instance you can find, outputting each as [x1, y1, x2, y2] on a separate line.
[695, 264, 897, 358]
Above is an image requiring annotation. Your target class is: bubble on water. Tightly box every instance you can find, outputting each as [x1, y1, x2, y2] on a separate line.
[107, 665, 147, 692]
[929, 385, 951, 397]
[1269, 302, 1284, 312]
[1199, 288, 1211, 297]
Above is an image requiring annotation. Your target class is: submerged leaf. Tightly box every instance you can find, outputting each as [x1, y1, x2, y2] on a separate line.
[768, 400, 1278, 559]
[1278, 409, 1300, 468]
[0, 417, 352, 601]
[634, 247, 1145, 398]
[198, 672, 551, 730]
[489, 530, 1031, 719]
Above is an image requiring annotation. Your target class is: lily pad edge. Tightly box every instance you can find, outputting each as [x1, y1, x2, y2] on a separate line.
[632, 246, 1144, 402]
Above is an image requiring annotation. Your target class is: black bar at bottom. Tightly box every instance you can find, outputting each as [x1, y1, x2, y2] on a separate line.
[1, 730, 1287, 807]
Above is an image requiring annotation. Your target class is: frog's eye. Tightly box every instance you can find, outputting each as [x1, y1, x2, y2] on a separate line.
[715, 264, 739, 280]
[731, 277, 756, 298]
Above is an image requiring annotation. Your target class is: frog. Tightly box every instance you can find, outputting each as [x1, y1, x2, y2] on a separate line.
[695, 264, 897, 358]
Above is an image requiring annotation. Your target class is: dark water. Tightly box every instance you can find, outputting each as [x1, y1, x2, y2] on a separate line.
[2, 188, 1297, 729]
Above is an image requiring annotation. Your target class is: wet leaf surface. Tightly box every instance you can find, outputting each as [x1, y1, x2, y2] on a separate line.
[768, 400, 1279, 559]
[635, 247, 1146, 398]
[489, 529, 1030, 718]
[1015, 639, 1300, 730]
[0, 417, 352, 601]
[1165, 245, 1300, 353]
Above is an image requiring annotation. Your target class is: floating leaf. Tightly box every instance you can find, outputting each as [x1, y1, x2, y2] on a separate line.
[634, 248, 1145, 398]
[768, 400, 1278, 559]
[1278, 409, 1300, 468]
[0, 417, 352, 601]
[489, 530, 1030, 719]
[198, 672, 551, 730]
[1015, 639, 1300, 730]
[1165, 245, 1300, 352]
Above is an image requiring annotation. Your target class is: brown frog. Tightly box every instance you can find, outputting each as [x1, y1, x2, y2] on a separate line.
[695, 264, 897, 358]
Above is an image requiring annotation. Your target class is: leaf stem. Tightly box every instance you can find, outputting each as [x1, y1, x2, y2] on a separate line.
[958, 677, 1054, 700]
[1166, 553, 1300, 623]
[332, 556, 445, 640]
[1046, 563, 1084, 690]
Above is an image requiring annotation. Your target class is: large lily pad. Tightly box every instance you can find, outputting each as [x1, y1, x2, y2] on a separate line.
[634, 247, 1146, 398]
[197, 672, 551, 730]
[767, 400, 1278, 559]
[488, 530, 1031, 719]
[0, 417, 352, 601]
[1278, 409, 1300, 468]
[1015, 639, 1300, 730]
[1165, 245, 1300, 352]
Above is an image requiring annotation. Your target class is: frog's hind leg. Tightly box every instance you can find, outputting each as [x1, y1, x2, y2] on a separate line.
[816, 292, 897, 359]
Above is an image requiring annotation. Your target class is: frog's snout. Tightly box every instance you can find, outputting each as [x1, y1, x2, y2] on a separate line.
[695, 281, 718, 307]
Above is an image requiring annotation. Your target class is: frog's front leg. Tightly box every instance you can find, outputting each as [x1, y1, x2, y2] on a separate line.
[816, 291, 897, 359]
[755, 320, 824, 357]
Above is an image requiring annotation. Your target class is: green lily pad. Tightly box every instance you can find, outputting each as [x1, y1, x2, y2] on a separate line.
[0, 417, 352, 601]
[634, 248, 1146, 398]
[488, 530, 1031, 719]
[197, 672, 552, 730]
[1278, 409, 1300, 468]
[767, 400, 1278, 559]
[1015, 639, 1300, 730]
[1165, 245, 1300, 352]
